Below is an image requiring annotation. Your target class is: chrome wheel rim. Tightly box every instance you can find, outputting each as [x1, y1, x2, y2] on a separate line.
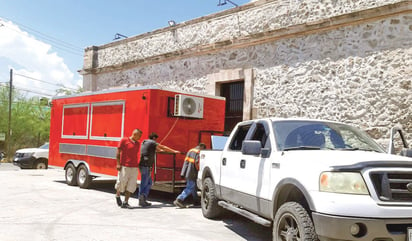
[277, 213, 300, 241]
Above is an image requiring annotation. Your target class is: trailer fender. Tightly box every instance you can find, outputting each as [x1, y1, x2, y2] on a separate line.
[65, 159, 90, 172]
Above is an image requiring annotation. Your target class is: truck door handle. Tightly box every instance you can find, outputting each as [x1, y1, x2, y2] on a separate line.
[240, 159, 246, 169]
[222, 158, 226, 166]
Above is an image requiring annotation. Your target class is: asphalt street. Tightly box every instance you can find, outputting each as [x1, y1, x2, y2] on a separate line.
[0, 163, 272, 241]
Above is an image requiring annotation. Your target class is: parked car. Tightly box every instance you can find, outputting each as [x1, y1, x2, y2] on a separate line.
[13, 143, 49, 169]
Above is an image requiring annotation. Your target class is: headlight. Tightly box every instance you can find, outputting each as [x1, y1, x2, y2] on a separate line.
[320, 172, 369, 195]
[22, 152, 34, 158]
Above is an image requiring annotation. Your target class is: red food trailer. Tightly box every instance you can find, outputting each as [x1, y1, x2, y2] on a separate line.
[49, 86, 225, 192]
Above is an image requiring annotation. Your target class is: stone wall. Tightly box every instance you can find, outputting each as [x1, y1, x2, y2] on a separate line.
[86, 0, 407, 69]
[81, 0, 412, 148]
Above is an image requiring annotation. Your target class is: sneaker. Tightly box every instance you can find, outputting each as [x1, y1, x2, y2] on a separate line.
[173, 199, 185, 208]
[116, 196, 122, 207]
[121, 202, 132, 209]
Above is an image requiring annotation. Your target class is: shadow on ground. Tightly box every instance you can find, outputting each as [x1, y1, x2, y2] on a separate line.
[55, 178, 272, 240]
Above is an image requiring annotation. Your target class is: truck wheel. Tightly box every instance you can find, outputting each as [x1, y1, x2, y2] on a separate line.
[201, 177, 223, 219]
[65, 163, 77, 186]
[77, 165, 92, 189]
[273, 202, 318, 241]
[35, 160, 47, 169]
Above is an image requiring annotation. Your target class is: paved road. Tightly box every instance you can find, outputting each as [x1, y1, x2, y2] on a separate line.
[0, 163, 272, 241]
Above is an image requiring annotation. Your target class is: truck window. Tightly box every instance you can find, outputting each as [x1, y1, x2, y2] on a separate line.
[229, 125, 251, 151]
[251, 123, 269, 148]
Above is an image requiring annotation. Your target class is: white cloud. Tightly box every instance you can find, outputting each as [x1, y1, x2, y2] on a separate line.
[0, 20, 82, 97]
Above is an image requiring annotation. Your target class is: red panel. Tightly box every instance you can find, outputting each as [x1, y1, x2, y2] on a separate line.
[49, 88, 225, 188]
[91, 104, 123, 138]
[62, 106, 88, 137]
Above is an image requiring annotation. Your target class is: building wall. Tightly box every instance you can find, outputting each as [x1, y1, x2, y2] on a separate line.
[81, 0, 412, 147]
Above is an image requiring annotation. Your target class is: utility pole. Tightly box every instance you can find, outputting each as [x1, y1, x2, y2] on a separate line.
[7, 69, 12, 160]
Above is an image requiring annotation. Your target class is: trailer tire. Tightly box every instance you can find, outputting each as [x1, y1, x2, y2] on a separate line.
[201, 177, 223, 219]
[77, 165, 92, 189]
[65, 163, 77, 186]
[273, 202, 318, 241]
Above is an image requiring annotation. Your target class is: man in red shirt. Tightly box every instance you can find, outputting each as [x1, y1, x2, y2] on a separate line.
[115, 129, 142, 208]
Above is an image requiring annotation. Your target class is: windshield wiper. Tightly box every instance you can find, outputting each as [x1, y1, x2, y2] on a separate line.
[342, 147, 380, 153]
[283, 146, 322, 151]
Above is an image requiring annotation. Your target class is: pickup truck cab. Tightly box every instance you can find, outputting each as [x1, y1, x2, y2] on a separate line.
[198, 118, 412, 241]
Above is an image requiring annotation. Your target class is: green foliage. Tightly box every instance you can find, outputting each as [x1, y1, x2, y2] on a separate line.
[56, 86, 83, 96]
[0, 86, 50, 159]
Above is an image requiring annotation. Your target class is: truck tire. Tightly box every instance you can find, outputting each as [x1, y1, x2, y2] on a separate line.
[201, 177, 223, 219]
[273, 202, 318, 241]
[65, 163, 77, 186]
[77, 165, 92, 189]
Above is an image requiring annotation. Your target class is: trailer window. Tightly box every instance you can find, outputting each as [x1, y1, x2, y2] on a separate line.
[90, 101, 125, 141]
[62, 104, 89, 139]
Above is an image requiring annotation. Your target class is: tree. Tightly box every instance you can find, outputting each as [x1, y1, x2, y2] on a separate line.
[0, 86, 50, 160]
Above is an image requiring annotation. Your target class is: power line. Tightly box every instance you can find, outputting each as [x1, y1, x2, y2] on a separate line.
[14, 84, 56, 93]
[14, 86, 54, 97]
[14, 73, 77, 91]
[0, 16, 84, 56]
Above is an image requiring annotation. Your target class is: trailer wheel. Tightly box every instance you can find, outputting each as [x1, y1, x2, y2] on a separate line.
[201, 177, 223, 219]
[77, 165, 92, 189]
[65, 163, 77, 186]
[273, 202, 318, 241]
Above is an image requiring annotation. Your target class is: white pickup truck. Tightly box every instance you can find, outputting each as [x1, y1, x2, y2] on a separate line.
[198, 118, 412, 241]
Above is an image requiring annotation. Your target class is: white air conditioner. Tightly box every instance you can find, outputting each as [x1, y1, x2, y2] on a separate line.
[174, 94, 204, 118]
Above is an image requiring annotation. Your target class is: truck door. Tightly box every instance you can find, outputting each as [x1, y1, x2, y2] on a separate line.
[220, 121, 272, 214]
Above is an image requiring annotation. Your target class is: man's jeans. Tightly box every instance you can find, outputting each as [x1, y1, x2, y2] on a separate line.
[177, 179, 198, 202]
[138, 166, 152, 198]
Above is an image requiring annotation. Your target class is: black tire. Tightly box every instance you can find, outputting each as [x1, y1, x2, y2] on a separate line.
[34, 159, 48, 169]
[273, 202, 318, 241]
[65, 163, 77, 186]
[201, 177, 223, 219]
[77, 165, 92, 189]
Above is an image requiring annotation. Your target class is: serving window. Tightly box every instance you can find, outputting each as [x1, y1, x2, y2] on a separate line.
[62, 104, 90, 139]
[90, 101, 125, 141]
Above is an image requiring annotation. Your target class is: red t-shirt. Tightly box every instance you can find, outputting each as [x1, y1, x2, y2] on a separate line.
[118, 137, 140, 167]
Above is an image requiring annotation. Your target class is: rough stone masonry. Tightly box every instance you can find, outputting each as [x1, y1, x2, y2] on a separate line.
[81, 0, 412, 148]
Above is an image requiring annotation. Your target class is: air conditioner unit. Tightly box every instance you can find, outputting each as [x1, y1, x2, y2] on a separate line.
[174, 94, 204, 118]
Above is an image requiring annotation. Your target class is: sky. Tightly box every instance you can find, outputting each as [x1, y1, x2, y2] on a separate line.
[0, 0, 252, 98]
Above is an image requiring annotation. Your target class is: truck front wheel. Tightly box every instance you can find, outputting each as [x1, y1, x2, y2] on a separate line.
[273, 202, 318, 241]
[201, 177, 223, 219]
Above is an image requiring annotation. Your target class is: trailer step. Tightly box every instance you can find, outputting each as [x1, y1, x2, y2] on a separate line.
[218, 201, 272, 227]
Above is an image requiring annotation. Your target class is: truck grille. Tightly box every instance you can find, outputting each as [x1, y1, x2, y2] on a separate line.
[370, 172, 412, 202]
[15, 153, 25, 158]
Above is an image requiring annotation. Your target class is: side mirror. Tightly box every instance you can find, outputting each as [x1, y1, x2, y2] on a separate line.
[242, 140, 262, 156]
[388, 127, 410, 156]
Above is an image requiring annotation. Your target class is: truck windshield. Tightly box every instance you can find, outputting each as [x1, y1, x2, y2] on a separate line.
[272, 120, 385, 152]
